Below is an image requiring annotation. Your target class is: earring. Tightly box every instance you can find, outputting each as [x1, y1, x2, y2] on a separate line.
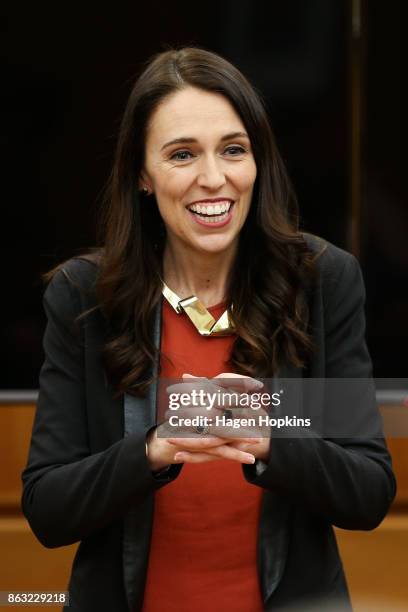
[142, 187, 149, 195]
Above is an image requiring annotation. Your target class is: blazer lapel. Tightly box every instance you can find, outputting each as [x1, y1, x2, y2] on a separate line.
[258, 362, 302, 605]
[258, 491, 292, 604]
[122, 301, 162, 611]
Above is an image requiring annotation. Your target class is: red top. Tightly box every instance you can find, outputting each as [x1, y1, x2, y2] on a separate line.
[141, 298, 264, 612]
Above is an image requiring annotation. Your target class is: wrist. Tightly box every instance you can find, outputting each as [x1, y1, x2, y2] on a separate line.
[254, 438, 270, 463]
[145, 428, 171, 472]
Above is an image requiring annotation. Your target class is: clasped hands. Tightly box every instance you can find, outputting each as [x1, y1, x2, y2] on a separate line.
[146, 373, 271, 471]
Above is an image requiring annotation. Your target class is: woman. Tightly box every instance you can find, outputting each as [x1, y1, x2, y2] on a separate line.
[22, 47, 396, 611]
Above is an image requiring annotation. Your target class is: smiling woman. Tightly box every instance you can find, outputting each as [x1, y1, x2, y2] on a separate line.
[21, 47, 395, 612]
[82, 46, 318, 391]
[141, 87, 257, 279]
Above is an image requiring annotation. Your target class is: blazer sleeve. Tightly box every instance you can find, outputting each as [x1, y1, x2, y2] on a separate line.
[242, 251, 397, 530]
[21, 266, 181, 549]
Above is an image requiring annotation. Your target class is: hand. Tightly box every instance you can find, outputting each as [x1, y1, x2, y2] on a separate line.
[160, 372, 271, 465]
[146, 423, 258, 471]
[227, 437, 270, 463]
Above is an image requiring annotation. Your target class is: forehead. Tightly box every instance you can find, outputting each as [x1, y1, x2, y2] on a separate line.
[146, 87, 246, 145]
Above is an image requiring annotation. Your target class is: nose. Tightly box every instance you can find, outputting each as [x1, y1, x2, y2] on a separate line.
[196, 154, 226, 190]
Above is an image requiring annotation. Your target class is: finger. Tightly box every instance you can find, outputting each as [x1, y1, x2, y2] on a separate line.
[228, 441, 256, 452]
[213, 373, 264, 392]
[165, 406, 261, 419]
[231, 442, 249, 452]
[174, 452, 222, 463]
[166, 380, 218, 397]
[164, 407, 216, 420]
[167, 436, 229, 449]
[206, 424, 266, 440]
[225, 437, 261, 444]
[174, 450, 255, 464]
[200, 445, 256, 464]
[166, 381, 264, 416]
[166, 436, 260, 446]
[230, 437, 270, 462]
[164, 414, 267, 439]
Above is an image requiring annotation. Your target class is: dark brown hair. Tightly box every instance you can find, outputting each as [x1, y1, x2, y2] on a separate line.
[44, 47, 320, 397]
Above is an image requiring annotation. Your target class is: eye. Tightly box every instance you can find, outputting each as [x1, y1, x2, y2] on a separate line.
[224, 145, 247, 156]
[169, 150, 194, 162]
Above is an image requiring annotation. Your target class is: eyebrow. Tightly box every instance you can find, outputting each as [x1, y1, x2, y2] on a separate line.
[160, 131, 250, 151]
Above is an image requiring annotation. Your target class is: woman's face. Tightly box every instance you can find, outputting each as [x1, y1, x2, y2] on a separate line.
[141, 86, 257, 257]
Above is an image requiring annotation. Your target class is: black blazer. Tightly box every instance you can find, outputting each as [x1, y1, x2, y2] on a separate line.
[22, 235, 396, 611]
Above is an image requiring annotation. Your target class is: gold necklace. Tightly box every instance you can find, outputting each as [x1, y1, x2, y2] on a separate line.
[162, 282, 235, 336]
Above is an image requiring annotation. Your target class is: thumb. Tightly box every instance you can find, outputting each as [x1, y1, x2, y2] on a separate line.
[231, 441, 250, 452]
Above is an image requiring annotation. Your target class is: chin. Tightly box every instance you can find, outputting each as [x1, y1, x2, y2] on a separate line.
[192, 236, 236, 255]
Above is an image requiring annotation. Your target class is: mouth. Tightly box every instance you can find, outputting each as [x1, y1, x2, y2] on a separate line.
[186, 200, 235, 226]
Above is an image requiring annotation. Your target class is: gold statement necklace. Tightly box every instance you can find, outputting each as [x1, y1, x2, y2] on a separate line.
[162, 282, 235, 336]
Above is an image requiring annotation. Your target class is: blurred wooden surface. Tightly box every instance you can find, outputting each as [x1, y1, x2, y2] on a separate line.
[0, 406, 35, 510]
[0, 402, 407, 611]
[387, 438, 408, 509]
[336, 515, 408, 610]
[0, 516, 76, 612]
[0, 514, 407, 611]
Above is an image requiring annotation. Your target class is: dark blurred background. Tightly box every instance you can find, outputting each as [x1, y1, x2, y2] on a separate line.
[1, 0, 407, 388]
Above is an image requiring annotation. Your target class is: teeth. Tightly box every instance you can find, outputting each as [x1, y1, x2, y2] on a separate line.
[188, 201, 232, 215]
[198, 211, 228, 223]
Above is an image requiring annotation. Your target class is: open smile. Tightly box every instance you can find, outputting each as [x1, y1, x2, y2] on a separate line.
[186, 200, 235, 228]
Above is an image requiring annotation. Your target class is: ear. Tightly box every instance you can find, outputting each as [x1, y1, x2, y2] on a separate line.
[138, 170, 152, 194]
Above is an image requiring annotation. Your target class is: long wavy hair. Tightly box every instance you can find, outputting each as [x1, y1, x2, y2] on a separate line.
[44, 47, 321, 398]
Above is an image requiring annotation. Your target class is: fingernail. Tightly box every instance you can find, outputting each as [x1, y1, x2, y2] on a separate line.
[245, 454, 256, 464]
[174, 453, 184, 461]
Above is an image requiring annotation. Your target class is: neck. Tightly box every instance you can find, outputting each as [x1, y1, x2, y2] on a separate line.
[163, 241, 237, 308]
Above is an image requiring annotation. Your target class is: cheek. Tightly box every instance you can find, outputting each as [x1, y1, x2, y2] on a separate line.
[154, 168, 193, 197]
[153, 174, 190, 226]
[233, 163, 257, 195]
